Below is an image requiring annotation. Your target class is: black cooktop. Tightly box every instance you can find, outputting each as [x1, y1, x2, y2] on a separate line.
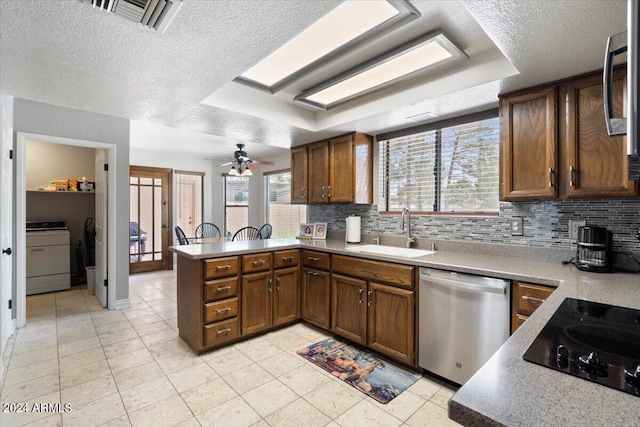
[523, 298, 640, 397]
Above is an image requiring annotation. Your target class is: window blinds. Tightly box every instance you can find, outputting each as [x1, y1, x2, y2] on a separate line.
[265, 171, 308, 238]
[379, 116, 499, 213]
[176, 171, 203, 237]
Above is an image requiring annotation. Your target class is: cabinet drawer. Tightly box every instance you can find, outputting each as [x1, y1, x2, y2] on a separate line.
[301, 250, 330, 270]
[242, 253, 272, 273]
[204, 257, 239, 279]
[204, 297, 238, 323]
[204, 318, 239, 347]
[332, 255, 414, 288]
[516, 282, 554, 316]
[273, 249, 299, 269]
[204, 277, 239, 302]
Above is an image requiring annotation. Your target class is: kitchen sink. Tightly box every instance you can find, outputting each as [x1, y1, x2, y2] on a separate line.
[345, 244, 435, 258]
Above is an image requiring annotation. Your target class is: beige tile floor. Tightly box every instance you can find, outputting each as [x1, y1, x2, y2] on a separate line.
[0, 270, 461, 427]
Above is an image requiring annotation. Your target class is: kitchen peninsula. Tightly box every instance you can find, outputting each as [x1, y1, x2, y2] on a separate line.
[170, 238, 640, 426]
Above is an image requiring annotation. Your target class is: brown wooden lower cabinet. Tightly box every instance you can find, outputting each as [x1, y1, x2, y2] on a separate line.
[511, 281, 555, 333]
[241, 271, 273, 335]
[367, 282, 414, 364]
[301, 268, 331, 329]
[177, 249, 414, 366]
[273, 266, 299, 325]
[331, 273, 415, 365]
[331, 274, 367, 344]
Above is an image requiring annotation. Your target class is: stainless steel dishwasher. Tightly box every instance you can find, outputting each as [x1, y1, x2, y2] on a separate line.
[419, 268, 510, 385]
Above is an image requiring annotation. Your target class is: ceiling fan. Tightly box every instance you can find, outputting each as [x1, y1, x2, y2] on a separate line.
[213, 144, 274, 176]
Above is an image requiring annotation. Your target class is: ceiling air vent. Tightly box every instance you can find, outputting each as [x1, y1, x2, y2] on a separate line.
[80, 0, 183, 34]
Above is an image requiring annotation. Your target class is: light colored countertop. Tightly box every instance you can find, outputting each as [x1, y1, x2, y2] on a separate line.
[170, 238, 640, 426]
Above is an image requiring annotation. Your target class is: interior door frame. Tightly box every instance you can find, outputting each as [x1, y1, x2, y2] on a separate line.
[15, 132, 117, 326]
[129, 165, 173, 274]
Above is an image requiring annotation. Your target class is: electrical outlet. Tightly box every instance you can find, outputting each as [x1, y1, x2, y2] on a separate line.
[569, 220, 586, 240]
[510, 217, 523, 236]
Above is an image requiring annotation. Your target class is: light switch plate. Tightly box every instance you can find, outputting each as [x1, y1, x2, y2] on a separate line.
[511, 217, 523, 236]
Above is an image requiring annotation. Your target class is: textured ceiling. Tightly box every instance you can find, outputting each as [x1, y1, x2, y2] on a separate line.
[0, 0, 628, 157]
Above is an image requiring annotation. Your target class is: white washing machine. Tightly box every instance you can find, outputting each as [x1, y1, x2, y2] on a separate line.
[26, 229, 71, 295]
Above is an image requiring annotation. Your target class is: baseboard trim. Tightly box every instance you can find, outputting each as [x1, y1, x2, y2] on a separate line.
[114, 298, 131, 310]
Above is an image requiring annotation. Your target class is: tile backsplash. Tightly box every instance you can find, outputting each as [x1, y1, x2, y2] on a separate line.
[309, 199, 640, 253]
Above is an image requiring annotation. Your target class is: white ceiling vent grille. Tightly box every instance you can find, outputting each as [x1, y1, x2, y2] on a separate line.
[81, 0, 183, 34]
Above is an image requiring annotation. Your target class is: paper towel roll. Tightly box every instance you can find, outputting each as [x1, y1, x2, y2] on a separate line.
[346, 216, 361, 243]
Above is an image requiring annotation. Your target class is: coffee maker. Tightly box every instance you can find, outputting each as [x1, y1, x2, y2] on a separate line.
[576, 226, 613, 272]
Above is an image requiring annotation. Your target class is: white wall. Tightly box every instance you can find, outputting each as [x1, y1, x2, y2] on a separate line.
[13, 99, 130, 302]
[212, 150, 291, 233]
[26, 141, 95, 190]
[130, 147, 216, 253]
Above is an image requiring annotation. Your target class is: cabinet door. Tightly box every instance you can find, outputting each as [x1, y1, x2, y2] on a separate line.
[291, 146, 308, 204]
[273, 267, 299, 325]
[331, 274, 366, 345]
[241, 271, 272, 335]
[500, 87, 558, 200]
[329, 135, 354, 203]
[308, 141, 329, 204]
[563, 70, 637, 197]
[367, 282, 414, 365]
[301, 268, 330, 329]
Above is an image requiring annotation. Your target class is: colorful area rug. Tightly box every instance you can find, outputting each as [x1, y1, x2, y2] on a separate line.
[297, 337, 421, 404]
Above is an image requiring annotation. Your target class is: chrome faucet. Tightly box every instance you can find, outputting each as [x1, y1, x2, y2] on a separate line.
[401, 207, 415, 248]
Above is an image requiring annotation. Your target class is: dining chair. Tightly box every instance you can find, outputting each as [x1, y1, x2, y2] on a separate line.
[194, 222, 221, 239]
[174, 226, 190, 245]
[232, 226, 262, 241]
[259, 223, 272, 239]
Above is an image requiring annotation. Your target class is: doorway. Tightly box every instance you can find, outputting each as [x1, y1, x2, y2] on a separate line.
[15, 132, 118, 326]
[129, 166, 172, 274]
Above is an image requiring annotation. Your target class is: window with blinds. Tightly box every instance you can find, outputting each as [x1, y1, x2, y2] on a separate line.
[225, 176, 249, 236]
[379, 114, 499, 213]
[176, 171, 204, 237]
[265, 171, 307, 238]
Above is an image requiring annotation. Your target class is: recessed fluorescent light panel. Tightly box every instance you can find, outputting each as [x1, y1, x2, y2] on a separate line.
[234, 0, 420, 93]
[294, 31, 468, 110]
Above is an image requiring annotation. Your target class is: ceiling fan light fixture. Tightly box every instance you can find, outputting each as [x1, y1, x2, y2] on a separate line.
[233, 0, 420, 93]
[228, 162, 253, 177]
[294, 31, 468, 110]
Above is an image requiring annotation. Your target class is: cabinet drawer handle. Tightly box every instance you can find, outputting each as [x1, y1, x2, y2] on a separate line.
[548, 168, 553, 188]
[252, 260, 265, 266]
[216, 307, 232, 313]
[216, 286, 231, 292]
[307, 256, 319, 262]
[282, 256, 294, 262]
[306, 270, 318, 276]
[522, 295, 545, 304]
[216, 328, 232, 335]
[215, 264, 231, 270]
[30, 248, 45, 252]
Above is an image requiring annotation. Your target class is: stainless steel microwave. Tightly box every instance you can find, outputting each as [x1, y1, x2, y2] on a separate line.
[604, 0, 638, 179]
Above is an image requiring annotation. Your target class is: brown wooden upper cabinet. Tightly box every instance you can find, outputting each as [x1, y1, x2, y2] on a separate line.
[291, 146, 308, 204]
[500, 68, 637, 201]
[560, 68, 637, 198]
[290, 132, 373, 204]
[499, 86, 558, 200]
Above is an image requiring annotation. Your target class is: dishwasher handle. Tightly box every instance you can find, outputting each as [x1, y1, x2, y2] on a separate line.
[420, 273, 507, 295]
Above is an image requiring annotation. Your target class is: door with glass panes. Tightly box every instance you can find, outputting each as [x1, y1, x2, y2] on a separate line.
[130, 166, 172, 273]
